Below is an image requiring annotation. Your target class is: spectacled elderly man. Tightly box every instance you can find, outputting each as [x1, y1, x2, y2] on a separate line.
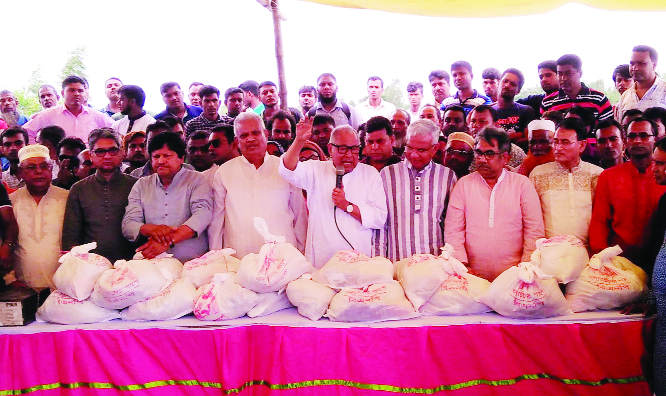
[375, 119, 456, 261]
[63, 128, 138, 262]
[445, 127, 544, 281]
[208, 112, 306, 257]
[280, 119, 387, 268]
[123, 132, 213, 261]
[11, 145, 67, 288]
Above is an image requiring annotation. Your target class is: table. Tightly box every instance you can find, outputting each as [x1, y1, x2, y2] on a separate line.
[0, 309, 654, 395]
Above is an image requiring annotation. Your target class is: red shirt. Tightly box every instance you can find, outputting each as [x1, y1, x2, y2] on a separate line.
[589, 162, 666, 264]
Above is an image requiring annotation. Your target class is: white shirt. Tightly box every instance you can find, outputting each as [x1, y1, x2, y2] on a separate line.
[10, 186, 69, 288]
[355, 99, 397, 123]
[209, 153, 307, 258]
[278, 159, 388, 268]
[203, 163, 219, 186]
[530, 161, 603, 245]
[112, 113, 156, 136]
[616, 77, 666, 121]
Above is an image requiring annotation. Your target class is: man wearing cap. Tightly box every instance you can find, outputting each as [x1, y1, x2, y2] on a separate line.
[375, 119, 456, 261]
[514, 119, 556, 176]
[529, 118, 603, 244]
[443, 132, 475, 179]
[10, 145, 68, 289]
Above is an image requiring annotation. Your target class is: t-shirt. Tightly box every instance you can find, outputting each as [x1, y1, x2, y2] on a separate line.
[493, 103, 536, 133]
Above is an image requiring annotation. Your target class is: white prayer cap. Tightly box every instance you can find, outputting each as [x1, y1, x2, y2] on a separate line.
[528, 119, 556, 133]
[446, 132, 475, 150]
[18, 144, 50, 164]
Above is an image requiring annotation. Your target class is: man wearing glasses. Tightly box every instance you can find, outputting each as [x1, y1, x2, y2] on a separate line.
[279, 120, 387, 268]
[445, 127, 544, 281]
[375, 119, 457, 261]
[10, 144, 66, 289]
[529, 118, 603, 245]
[62, 128, 138, 262]
[590, 117, 666, 272]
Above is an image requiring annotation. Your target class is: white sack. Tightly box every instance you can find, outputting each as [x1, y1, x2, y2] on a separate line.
[193, 273, 261, 320]
[182, 249, 240, 288]
[286, 274, 337, 321]
[326, 281, 418, 322]
[313, 250, 393, 289]
[52, 242, 113, 301]
[535, 235, 589, 284]
[90, 259, 168, 309]
[121, 277, 198, 321]
[247, 291, 293, 318]
[37, 291, 119, 324]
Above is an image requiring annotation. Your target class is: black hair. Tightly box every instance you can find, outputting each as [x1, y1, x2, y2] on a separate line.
[502, 68, 525, 90]
[451, 61, 473, 73]
[482, 68, 501, 80]
[224, 87, 244, 102]
[239, 80, 260, 96]
[542, 110, 565, 127]
[596, 119, 625, 139]
[557, 54, 582, 71]
[88, 128, 121, 150]
[406, 81, 423, 93]
[146, 121, 169, 135]
[557, 117, 587, 141]
[477, 127, 511, 153]
[57, 137, 86, 153]
[162, 116, 185, 130]
[537, 60, 558, 73]
[298, 85, 316, 95]
[188, 131, 210, 142]
[160, 81, 181, 94]
[36, 125, 65, 147]
[316, 73, 336, 84]
[367, 76, 383, 87]
[470, 105, 497, 123]
[633, 45, 658, 63]
[313, 114, 335, 127]
[198, 85, 220, 99]
[210, 124, 235, 145]
[443, 104, 466, 116]
[566, 107, 596, 132]
[258, 81, 277, 91]
[627, 116, 659, 137]
[622, 109, 644, 121]
[118, 85, 146, 107]
[148, 131, 187, 158]
[428, 70, 450, 83]
[643, 107, 666, 128]
[62, 75, 88, 89]
[1, 126, 29, 145]
[612, 64, 631, 82]
[266, 110, 297, 137]
[365, 116, 393, 136]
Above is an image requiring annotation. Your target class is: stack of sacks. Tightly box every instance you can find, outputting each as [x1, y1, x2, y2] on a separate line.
[234, 218, 315, 317]
[311, 250, 416, 322]
[533, 235, 589, 284]
[182, 249, 240, 288]
[476, 261, 573, 319]
[565, 246, 648, 312]
[39, 242, 119, 324]
[401, 244, 492, 316]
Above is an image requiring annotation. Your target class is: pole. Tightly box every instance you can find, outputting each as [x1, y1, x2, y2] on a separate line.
[271, 0, 288, 110]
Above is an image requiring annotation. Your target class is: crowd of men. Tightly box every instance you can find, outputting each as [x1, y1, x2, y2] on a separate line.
[0, 45, 665, 299]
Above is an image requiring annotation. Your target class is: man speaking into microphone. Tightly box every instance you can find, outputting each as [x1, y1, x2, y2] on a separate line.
[279, 118, 388, 268]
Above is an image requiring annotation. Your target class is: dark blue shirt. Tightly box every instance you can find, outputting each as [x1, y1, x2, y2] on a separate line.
[155, 104, 203, 124]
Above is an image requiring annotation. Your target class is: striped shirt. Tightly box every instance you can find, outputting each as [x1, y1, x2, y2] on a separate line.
[184, 114, 233, 138]
[540, 83, 613, 121]
[375, 160, 456, 261]
[441, 90, 492, 116]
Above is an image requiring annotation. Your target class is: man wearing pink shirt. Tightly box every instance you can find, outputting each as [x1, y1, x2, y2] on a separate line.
[445, 127, 544, 281]
[23, 76, 112, 143]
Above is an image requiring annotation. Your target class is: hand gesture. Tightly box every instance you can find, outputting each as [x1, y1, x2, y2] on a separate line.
[140, 224, 177, 244]
[332, 187, 349, 210]
[136, 238, 169, 259]
[58, 159, 75, 183]
[295, 117, 313, 142]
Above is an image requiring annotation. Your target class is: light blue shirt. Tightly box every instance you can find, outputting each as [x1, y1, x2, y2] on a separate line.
[122, 167, 213, 262]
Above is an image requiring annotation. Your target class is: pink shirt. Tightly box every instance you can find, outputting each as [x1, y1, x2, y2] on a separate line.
[444, 170, 545, 281]
[23, 104, 112, 143]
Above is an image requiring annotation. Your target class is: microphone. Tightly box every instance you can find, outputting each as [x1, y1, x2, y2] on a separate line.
[335, 166, 345, 189]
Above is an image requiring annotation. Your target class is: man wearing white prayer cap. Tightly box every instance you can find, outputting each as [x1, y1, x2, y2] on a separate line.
[514, 119, 556, 176]
[443, 132, 475, 179]
[9, 144, 69, 288]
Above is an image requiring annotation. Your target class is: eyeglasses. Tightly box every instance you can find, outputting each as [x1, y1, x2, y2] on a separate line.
[406, 144, 436, 154]
[93, 147, 120, 157]
[597, 136, 620, 145]
[626, 133, 654, 141]
[474, 150, 503, 160]
[552, 139, 577, 147]
[188, 145, 209, 154]
[330, 143, 360, 155]
[23, 162, 53, 172]
[445, 148, 472, 157]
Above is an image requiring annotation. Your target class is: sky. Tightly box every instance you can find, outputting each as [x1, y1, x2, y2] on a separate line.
[2, 0, 665, 113]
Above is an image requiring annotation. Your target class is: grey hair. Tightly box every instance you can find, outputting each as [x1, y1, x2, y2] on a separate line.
[233, 112, 265, 137]
[329, 125, 359, 144]
[88, 127, 122, 150]
[476, 126, 511, 153]
[0, 90, 15, 98]
[407, 119, 440, 145]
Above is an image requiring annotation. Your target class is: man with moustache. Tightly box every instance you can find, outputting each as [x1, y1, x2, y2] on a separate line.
[155, 82, 203, 125]
[186, 132, 213, 172]
[616, 45, 666, 121]
[188, 82, 204, 107]
[493, 68, 536, 150]
[443, 132, 475, 179]
[0, 90, 30, 127]
[515, 119, 556, 176]
[361, 116, 401, 171]
[38, 85, 60, 110]
[100, 78, 122, 117]
[517, 61, 560, 116]
[185, 85, 232, 137]
[267, 110, 297, 151]
[595, 120, 626, 169]
[123, 131, 148, 175]
[203, 124, 239, 183]
[428, 70, 451, 109]
[112, 85, 155, 136]
[482, 68, 501, 103]
[307, 73, 362, 130]
[441, 105, 467, 137]
[389, 109, 410, 157]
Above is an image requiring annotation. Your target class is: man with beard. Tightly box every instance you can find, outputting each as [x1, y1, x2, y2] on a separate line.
[445, 127, 544, 281]
[595, 120, 625, 169]
[112, 85, 155, 137]
[617, 45, 666, 121]
[389, 109, 410, 157]
[185, 85, 232, 138]
[443, 132, 475, 179]
[155, 82, 203, 124]
[428, 70, 451, 109]
[541, 54, 613, 122]
[514, 119, 556, 176]
[493, 68, 536, 150]
[100, 77, 122, 117]
[406, 82, 424, 122]
[307, 73, 362, 130]
[267, 110, 296, 151]
[298, 86, 317, 116]
[311, 114, 335, 157]
[590, 117, 666, 271]
[0, 90, 30, 127]
[441, 61, 492, 116]
[441, 105, 467, 137]
[259, 81, 302, 124]
[482, 68, 501, 103]
[38, 85, 60, 110]
[123, 131, 148, 175]
[224, 87, 245, 119]
[1, 127, 28, 192]
[361, 116, 401, 171]
[186, 131, 213, 172]
[517, 61, 560, 116]
[189, 82, 204, 107]
[63, 128, 138, 262]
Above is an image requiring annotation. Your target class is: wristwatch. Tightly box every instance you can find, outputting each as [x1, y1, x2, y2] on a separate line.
[346, 204, 354, 213]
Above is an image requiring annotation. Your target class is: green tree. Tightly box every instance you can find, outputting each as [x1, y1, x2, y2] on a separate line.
[14, 90, 42, 117]
[27, 66, 47, 97]
[382, 79, 408, 110]
[59, 46, 88, 81]
[586, 79, 620, 104]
